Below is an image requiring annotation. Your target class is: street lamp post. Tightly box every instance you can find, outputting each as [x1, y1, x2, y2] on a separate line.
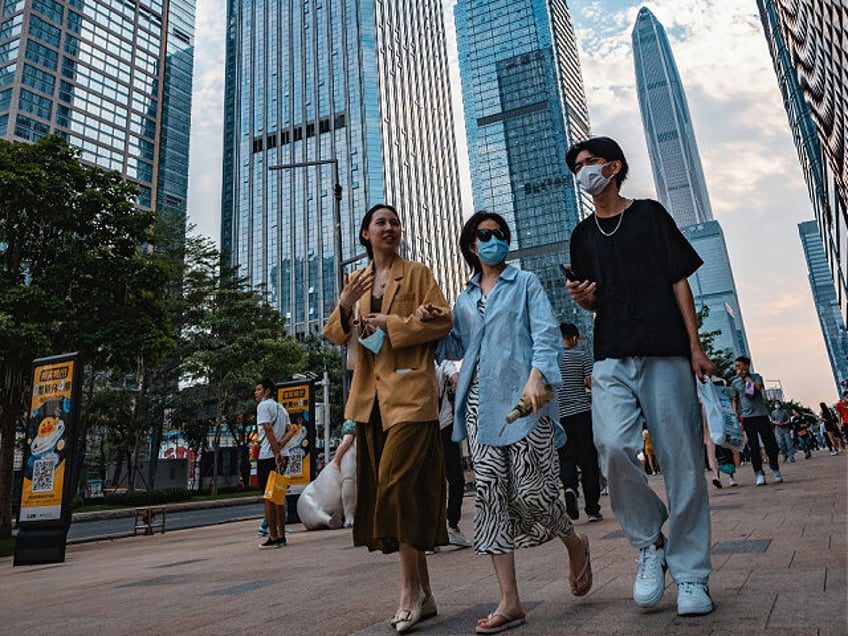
[269, 158, 350, 426]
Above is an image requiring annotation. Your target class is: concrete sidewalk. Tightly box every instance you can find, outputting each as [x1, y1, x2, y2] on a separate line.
[2, 449, 845, 635]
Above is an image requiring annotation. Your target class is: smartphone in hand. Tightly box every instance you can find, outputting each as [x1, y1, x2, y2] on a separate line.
[561, 264, 580, 282]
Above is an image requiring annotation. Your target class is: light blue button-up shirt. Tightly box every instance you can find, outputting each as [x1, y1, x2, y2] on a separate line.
[437, 266, 564, 447]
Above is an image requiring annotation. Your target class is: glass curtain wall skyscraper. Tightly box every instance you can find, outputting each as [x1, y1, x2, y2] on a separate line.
[758, 0, 848, 326]
[799, 220, 848, 394]
[454, 0, 593, 340]
[221, 0, 465, 336]
[0, 0, 196, 219]
[632, 6, 749, 359]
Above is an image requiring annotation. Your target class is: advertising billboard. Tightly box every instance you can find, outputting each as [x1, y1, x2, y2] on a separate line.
[276, 381, 316, 494]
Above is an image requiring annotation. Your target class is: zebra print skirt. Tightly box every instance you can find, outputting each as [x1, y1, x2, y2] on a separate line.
[465, 378, 574, 554]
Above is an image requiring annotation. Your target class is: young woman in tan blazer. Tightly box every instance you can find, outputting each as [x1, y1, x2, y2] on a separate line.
[324, 203, 452, 634]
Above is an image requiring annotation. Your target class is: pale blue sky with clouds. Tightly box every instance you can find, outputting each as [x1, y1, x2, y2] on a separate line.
[185, 0, 834, 408]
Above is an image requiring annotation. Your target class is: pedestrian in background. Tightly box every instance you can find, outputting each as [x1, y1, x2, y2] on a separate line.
[436, 359, 472, 548]
[254, 378, 293, 549]
[729, 356, 783, 486]
[565, 136, 714, 616]
[430, 211, 592, 634]
[770, 401, 794, 463]
[323, 203, 452, 634]
[555, 322, 603, 523]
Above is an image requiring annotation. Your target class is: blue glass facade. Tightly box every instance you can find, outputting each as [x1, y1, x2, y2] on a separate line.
[680, 221, 750, 359]
[799, 220, 848, 393]
[454, 0, 593, 341]
[632, 7, 712, 227]
[758, 0, 848, 328]
[221, 0, 465, 335]
[0, 0, 195, 218]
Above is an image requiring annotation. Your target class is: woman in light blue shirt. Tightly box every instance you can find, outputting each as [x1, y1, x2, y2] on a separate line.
[422, 211, 592, 633]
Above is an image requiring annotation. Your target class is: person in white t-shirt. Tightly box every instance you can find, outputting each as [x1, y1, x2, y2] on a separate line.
[255, 378, 293, 549]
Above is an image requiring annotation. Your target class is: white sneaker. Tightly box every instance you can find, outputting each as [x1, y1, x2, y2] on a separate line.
[728, 476, 738, 487]
[633, 541, 667, 608]
[677, 582, 714, 616]
[772, 470, 784, 484]
[447, 526, 471, 548]
[755, 472, 766, 486]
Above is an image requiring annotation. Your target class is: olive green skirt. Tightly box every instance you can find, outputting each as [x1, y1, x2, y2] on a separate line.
[353, 402, 448, 553]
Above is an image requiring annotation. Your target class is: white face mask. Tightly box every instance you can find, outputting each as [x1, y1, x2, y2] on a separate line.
[576, 162, 613, 195]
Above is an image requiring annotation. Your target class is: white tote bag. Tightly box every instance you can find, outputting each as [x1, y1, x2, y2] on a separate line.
[697, 378, 745, 451]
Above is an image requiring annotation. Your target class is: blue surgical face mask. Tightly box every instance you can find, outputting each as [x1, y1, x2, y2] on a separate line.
[477, 237, 509, 266]
[358, 327, 386, 354]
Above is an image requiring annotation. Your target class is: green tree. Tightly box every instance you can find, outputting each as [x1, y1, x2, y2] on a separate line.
[181, 267, 304, 495]
[697, 306, 735, 382]
[0, 136, 172, 537]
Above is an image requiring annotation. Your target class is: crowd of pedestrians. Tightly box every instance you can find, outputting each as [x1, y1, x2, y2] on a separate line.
[247, 135, 843, 634]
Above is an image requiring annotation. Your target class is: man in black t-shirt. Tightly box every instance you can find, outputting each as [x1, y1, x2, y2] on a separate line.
[565, 137, 715, 617]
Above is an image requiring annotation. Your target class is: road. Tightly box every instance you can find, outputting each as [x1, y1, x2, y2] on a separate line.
[67, 502, 263, 542]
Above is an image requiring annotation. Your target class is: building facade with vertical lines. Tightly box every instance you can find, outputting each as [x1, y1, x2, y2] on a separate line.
[220, 0, 465, 336]
[799, 220, 848, 394]
[0, 0, 196, 219]
[757, 0, 848, 327]
[454, 0, 594, 344]
[632, 6, 750, 360]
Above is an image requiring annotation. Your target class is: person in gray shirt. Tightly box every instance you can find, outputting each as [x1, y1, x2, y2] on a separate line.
[729, 356, 782, 486]
[769, 402, 794, 463]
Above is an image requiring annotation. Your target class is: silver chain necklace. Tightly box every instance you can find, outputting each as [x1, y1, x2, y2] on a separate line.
[594, 201, 631, 237]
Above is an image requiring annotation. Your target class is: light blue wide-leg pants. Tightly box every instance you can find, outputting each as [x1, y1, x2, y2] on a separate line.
[592, 356, 712, 584]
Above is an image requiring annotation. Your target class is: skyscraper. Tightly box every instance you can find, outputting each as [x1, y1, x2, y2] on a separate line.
[799, 220, 848, 393]
[454, 0, 593, 340]
[681, 221, 751, 359]
[758, 0, 848, 326]
[632, 6, 750, 359]
[0, 0, 196, 219]
[221, 0, 465, 336]
[631, 6, 711, 227]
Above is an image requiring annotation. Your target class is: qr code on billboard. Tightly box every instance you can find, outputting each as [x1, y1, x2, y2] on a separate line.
[286, 449, 304, 478]
[32, 459, 54, 493]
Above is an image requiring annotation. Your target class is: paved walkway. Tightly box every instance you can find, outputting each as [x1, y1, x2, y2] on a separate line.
[2, 449, 845, 635]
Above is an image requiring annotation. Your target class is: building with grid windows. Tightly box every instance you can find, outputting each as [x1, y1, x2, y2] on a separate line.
[758, 0, 848, 328]
[0, 0, 195, 219]
[221, 0, 465, 336]
[632, 7, 749, 360]
[454, 0, 594, 342]
[799, 220, 848, 394]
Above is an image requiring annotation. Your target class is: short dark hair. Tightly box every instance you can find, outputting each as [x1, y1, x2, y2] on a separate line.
[735, 355, 751, 366]
[258, 378, 276, 396]
[565, 136, 629, 187]
[459, 211, 511, 275]
[359, 203, 400, 260]
[559, 322, 579, 339]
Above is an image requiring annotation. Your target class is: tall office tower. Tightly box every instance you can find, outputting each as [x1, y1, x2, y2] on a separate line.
[758, 1, 848, 326]
[0, 0, 196, 220]
[632, 6, 712, 227]
[454, 0, 594, 341]
[681, 222, 751, 359]
[632, 7, 749, 359]
[799, 220, 848, 393]
[221, 0, 465, 336]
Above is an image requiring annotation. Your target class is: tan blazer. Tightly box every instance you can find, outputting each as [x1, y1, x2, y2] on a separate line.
[324, 256, 451, 427]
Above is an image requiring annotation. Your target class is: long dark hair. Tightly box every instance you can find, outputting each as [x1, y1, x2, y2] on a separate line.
[459, 211, 511, 275]
[359, 203, 400, 260]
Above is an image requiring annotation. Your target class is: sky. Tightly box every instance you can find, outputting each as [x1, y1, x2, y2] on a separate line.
[184, 0, 835, 408]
